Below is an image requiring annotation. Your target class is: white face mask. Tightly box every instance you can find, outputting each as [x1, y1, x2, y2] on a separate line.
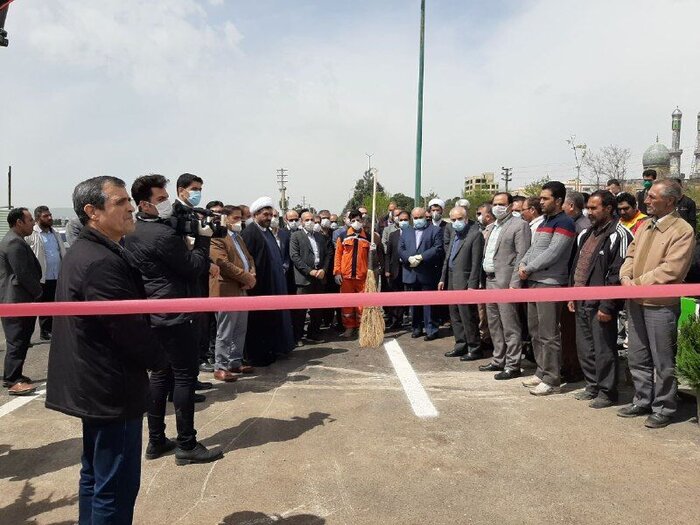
[321, 218, 331, 229]
[330, 222, 338, 230]
[155, 199, 173, 219]
[351, 220, 363, 231]
[313, 223, 322, 233]
[512, 211, 522, 218]
[230, 222, 242, 233]
[303, 220, 315, 232]
[288, 220, 300, 231]
[582, 209, 590, 217]
[492, 205, 509, 220]
[431, 211, 442, 222]
[477, 215, 484, 225]
[245, 217, 254, 226]
[270, 217, 280, 229]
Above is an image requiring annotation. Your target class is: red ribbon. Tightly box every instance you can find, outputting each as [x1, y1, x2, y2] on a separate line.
[1, 284, 698, 318]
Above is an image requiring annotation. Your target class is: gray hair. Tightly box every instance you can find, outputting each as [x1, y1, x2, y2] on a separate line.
[653, 179, 682, 204]
[73, 176, 126, 225]
[565, 191, 585, 211]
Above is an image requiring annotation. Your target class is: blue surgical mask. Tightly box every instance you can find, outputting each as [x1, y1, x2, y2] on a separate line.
[187, 190, 202, 207]
[413, 218, 427, 230]
[452, 219, 466, 232]
[399, 220, 410, 230]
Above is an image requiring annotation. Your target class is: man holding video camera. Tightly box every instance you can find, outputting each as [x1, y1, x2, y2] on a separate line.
[124, 174, 223, 465]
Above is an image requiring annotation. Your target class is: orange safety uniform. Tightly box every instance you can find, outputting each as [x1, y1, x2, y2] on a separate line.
[334, 227, 371, 328]
[620, 210, 648, 235]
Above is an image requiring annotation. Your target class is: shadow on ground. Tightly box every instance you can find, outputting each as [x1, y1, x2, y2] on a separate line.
[0, 480, 77, 525]
[202, 412, 334, 451]
[219, 510, 325, 524]
[0, 438, 81, 482]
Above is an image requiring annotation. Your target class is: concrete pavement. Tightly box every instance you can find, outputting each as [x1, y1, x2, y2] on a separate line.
[1, 324, 699, 524]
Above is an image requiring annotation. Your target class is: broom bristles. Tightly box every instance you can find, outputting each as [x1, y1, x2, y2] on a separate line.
[359, 269, 385, 348]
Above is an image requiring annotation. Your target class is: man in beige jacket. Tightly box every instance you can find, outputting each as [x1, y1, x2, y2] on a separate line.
[618, 179, 696, 428]
[210, 205, 256, 382]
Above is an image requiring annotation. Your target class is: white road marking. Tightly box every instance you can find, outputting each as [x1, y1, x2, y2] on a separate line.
[0, 384, 46, 419]
[384, 339, 438, 418]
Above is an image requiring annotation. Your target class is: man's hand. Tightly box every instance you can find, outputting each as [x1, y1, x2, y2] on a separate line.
[334, 274, 343, 285]
[597, 310, 613, 323]
[567, 301, 575, 313]
[243, 271, 256, 290]
[385, 271, 391, 278]
[438, 282, 445, 291]
[209, 263, 220, 278]
[370, 242, 377, 252]
[316, 269, 326, 280]
[518, 267, 529, 281]
[198, 222, 214, 238]
[621, 277, 635, 287]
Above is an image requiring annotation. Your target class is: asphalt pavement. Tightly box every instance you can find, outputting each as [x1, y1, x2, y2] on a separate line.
[1, 322, 699, 524]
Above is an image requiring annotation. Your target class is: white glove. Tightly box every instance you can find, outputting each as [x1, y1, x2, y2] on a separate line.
[370, 242, 377, 252]
[197, 221, 214, 238]
[334, 274, 343, 285]
[408, 256, 420, 268]
[415, 254, 423, 263]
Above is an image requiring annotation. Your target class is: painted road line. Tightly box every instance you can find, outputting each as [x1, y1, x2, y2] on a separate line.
[384, 339, 438, 418]
[0, 384, 46, 419]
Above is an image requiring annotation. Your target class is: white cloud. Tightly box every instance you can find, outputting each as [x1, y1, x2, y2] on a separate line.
[2, 0, 700, 214]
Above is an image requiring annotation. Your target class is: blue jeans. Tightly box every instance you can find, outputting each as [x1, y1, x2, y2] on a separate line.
[79, 418, 142, 525]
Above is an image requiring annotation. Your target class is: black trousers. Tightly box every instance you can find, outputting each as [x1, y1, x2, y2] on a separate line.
[2, 316, 36, 384]
[194, 313, 213, 364]
[297, 280, 324, 338]
[39, 279, 57, 335]
[575, 304, 618, 401]
[149, 322, 199, 450]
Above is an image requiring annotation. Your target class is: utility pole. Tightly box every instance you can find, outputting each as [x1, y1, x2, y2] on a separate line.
[566, 135, 587, 192]
[301, 195, 307, 210]
[414, 0, 426, 205]
[501, 167, 512, 192]
[7, 165, 11, 208]
[276, 168, 289, 213]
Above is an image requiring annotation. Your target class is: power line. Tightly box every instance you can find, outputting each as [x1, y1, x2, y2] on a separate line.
[500, 167, 512, 192]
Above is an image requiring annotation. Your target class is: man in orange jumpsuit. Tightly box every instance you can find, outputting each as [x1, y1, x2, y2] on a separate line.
[334, 209, 372, 338]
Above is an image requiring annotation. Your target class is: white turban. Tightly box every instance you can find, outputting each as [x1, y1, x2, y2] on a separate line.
[428, 198, 445, 210]
[250, 196, 274, 215]
[457, 198, 470, 209]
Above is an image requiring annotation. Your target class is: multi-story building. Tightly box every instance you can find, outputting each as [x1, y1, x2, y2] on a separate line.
[464, 172, 499, 194]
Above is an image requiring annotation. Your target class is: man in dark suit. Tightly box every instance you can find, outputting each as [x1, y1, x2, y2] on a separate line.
[385, 210, 409, 329]
[0, 207, 42, 395]
[636, 169, 656, 215]
[399, 207, 445, 340]
[290, 211, 332, 343]
[439, 205, 484, 359]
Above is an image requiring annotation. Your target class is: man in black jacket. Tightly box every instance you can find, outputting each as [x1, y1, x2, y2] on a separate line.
[568, 190, 633, 408]
[0, 207, 42, 395]
[125, 174, 222, 466]
[384, 210, 409, 329]
[46, 176, 166, 524]
[673, 178, 697, 232]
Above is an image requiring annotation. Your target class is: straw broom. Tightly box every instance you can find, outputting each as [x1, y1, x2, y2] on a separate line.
[359, 167, 386, 348]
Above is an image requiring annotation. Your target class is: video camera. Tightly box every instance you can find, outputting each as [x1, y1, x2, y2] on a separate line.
[163, 206, 227, 239]
[1, 5, 10, 48]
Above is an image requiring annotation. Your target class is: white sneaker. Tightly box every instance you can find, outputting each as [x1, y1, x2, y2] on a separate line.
[521, 376, 542, 388]
[529, 382, 561, 396]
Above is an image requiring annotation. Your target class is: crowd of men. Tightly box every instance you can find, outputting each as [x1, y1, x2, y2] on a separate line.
[0, 169, 697, 523]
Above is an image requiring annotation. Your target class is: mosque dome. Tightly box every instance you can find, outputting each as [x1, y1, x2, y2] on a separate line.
[672, 107, 682, 117]
[642, 142, 671, 168]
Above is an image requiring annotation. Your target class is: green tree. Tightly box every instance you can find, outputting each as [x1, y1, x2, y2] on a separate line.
[391, 193, 415, 212]
[463, 189, 496, 220]
[520, 176, 551, 197]
[343, 170, 386, 212]
[362, 192, 391, 219]
[677, 315, 700, 424]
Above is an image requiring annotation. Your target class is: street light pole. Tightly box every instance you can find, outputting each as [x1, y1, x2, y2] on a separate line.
[414, 0, 426, 205]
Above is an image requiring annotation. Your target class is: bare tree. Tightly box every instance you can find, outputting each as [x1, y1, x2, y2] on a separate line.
[584, 145, 632, 188]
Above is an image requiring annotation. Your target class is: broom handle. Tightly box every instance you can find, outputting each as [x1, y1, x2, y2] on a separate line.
[369, 168, 378, 270]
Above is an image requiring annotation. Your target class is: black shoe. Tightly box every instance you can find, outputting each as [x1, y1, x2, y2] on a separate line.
[494, 369, 521, 380]
[589, 397, 614, 409]
[195, 380, 213, 391]
[145, 438, 177, 460]
[389, 320, 403, 330]
[305, 335, 326, 344]
[40, 331, 51, 341]
[424, 333, 440, 341]
[574, 390, 597, 401]
[460, 351, 484, 362]
[411, 330, 424, 339]
[2, 375, 32, 388]
[444, 348, 467, 357]
[175, 443, 224, 466]
[478, 363, 502, 372]
[199, 362, 214, 373]
[644, 413, 672, 429]
[617, 404, 651, 418]
[194, 393, 206, 403]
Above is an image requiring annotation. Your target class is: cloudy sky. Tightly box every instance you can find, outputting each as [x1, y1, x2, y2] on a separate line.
[2, 0, 700, 213]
